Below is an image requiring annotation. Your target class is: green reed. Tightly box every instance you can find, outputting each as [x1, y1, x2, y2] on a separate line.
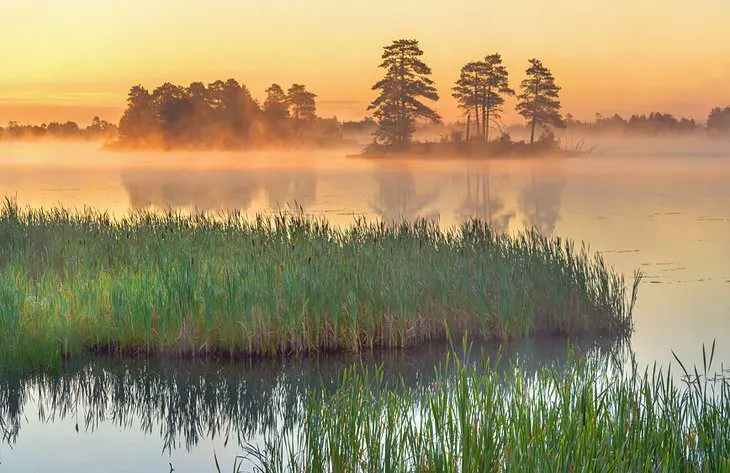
[0, 198, 641, 368]
[242, 342, 730, 472]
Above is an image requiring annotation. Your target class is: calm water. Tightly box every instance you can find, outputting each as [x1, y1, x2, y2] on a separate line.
[1, 141, 729, 471]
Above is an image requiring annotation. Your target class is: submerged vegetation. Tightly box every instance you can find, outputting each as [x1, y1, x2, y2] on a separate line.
[0, 199, 639, 368]
[243, 342, 730, 472]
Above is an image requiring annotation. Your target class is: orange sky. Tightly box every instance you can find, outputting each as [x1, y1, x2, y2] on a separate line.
[0, 0, 728, 125]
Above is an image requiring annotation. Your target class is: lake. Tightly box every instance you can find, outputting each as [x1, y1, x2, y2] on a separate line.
[1, 140, 729, 471]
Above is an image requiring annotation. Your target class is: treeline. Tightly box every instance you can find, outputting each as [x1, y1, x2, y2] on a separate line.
[0, 117, 117, 142]
[114, 79, 342, 149]
[563, 107, 730, 135]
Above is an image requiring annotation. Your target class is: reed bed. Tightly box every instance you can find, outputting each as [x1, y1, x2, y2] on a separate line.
[0, 199, 640, 368]
[242, 343, 730, 472]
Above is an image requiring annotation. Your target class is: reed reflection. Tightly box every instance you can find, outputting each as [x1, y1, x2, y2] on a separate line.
[0, 338, 628, 457]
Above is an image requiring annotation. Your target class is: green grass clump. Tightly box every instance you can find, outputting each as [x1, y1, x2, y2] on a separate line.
[0, 198, 640, 368]
[242, 343, 730, 472]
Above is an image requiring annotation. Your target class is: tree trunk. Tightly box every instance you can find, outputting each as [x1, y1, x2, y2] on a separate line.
[485, 113, 490, 142]
[474, 104, 481, 139]
[482, 99, 487, 143]
[465, 111, 471, 141]
[530, 116, 536, 144]
[484, 86, 491, 143]
[485, 104, 490, 143]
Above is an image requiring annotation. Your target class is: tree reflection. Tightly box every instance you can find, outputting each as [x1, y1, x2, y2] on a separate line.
[519, 174, 565, 234]
[122, 169, 317, 214]
[456, 171, 514, 233]
[264, 171, 316, 210]
[370, 169, 440, 223]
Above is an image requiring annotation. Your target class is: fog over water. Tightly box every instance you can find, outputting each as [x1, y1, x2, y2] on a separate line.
[1, 140, 729, 471]
[2, 140, 730, 365]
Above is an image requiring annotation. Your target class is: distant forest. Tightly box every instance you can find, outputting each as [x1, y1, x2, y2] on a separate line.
[563, 108, 730, 135]
[0, 116, 117, 141]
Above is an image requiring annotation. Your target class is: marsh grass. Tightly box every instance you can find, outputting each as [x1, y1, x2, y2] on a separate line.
[243, 341, 730, 472]
[0, 198, 640, 368]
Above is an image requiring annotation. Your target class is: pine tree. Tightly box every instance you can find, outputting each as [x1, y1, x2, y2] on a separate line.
[118, 85, 157, 145]
[287, 84, 317, 122]
[453, 54, 514, 143]
[477, 54, 514, 142]
[264, 83, 290, 122]
[452, 62, 481, 141]
[368, 39, 440, 148]
[516, 59, 564, 144]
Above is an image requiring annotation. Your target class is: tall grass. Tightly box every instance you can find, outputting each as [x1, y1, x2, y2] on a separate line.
[0, 198, 640, 368]
[243, 342, 730, 472]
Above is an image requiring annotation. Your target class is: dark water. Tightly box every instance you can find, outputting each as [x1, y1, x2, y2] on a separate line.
[1, 142, 730, 470]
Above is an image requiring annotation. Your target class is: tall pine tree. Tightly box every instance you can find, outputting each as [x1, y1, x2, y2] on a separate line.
[477, 54, 514, 142]
[452, 62, 481, 141]
[453, 54, 514, 142]
[516, 59, 564, 144]
[368, 39, 440, 148]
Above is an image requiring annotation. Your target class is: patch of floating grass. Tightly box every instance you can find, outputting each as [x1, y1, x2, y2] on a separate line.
[0, 198, 641, 368]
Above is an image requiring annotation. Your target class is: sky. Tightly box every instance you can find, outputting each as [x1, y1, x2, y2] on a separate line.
[0, 0, 728, 125]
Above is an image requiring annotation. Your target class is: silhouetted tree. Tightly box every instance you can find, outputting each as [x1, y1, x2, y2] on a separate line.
[368, 39, 440, 147]
[454, 56, 513, 142]
[207, 79, 261, 146]
[287, 84, 317, 122]
[452, 62, 481, 140]
[152, 82, 193, 146]
[263, 84, 291, 139]
[185, 82, 213, 145]
[707, 106, 730, 133]
[516, 59, 564, 144]
[119, 85, 158, 145]
[477, 54, 514, 142]
[264, 84, 290, 122]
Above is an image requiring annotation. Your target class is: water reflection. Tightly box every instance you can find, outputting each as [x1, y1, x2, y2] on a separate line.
[122, 169, 317, 213]
[118, 167, 566, 236]
[370, 168, 440, 222]
[456, 171, 514, 233]
[0, 337, 627, 461]
[519, 174, 565, 234]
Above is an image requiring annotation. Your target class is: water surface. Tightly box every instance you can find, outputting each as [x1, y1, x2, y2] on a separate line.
[1, 141, 729, 470]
